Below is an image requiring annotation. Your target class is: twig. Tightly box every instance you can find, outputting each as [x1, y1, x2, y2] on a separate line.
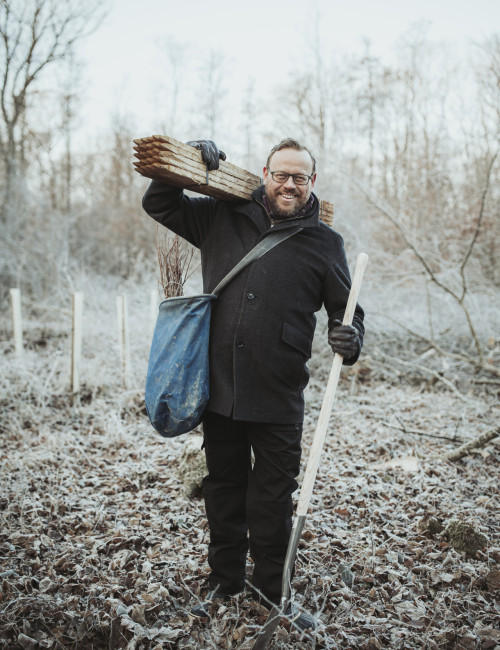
[446, 425, 500, 461]
[379, 352, 471, 402]
[383, 421, 464, 443]
[156, 227, 196, 298]
[371, 312, 500, 379]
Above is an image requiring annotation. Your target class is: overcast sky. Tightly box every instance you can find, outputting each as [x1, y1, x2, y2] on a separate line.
[74, 0, 499, 144]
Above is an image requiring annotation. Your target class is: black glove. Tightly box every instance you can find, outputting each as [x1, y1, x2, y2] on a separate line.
[328, 319, 361, 359]
[186, 140, 226, 171]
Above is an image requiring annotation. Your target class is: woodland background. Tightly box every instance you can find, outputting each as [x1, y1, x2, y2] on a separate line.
[0, 1, 499, 648]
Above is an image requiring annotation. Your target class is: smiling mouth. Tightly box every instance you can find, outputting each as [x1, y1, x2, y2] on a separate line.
[280, 193, 297, 200]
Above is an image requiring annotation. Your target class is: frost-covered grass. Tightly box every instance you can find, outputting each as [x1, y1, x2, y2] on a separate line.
[1, 273, 499, 649]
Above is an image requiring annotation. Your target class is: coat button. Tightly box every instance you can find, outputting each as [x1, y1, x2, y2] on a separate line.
[247, 292, 255, 300]
[236, 341, 244, 348]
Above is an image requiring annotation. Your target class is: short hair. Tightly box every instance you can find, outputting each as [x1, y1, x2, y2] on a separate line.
[266, 138, 316, 175]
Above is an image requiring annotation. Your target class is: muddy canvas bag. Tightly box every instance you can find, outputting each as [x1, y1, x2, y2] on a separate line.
[145, 227, 302, 438]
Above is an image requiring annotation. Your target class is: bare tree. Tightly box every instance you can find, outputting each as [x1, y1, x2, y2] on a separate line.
[59, 52, 83, 213]
[240, 77, 258, 172]
[346, 150, 499, 377]
[155, 37, 191, 136]
[271, 23, 499, 392]
[108, 112, 140, 207]
[273, 41, 340, 175]
[0, 0, 106, 223]
[474, 35, 500, 285]
[476, 34, 500, 144]
[194, 48, 228, 141]
[351, 39, 395, 186]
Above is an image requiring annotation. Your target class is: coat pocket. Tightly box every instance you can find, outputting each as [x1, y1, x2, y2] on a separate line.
[282, 321, 313, 359]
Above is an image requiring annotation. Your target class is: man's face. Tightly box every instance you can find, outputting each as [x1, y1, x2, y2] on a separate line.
[263, 148, 316, 219]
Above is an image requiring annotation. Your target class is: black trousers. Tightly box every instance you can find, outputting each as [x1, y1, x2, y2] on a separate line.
[202, 411, 303, 605]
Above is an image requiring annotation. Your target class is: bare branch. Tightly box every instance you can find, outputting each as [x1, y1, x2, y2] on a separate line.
[379, 352, 472, 403]
[459, 151, 498, 297]
[343, 170, 461, 302]
[446, 425, 500, 461]
[343, 170, 488, 364]
[156, 227, 196, 299]
[373, 310, 500, 378]
[383, 421, 464, 443]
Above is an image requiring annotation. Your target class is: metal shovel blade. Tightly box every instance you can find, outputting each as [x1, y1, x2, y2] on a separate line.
[252, 605, 283, 650]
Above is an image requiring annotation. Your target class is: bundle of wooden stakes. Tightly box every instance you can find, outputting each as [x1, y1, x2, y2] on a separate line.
[133, 135, 334, 227]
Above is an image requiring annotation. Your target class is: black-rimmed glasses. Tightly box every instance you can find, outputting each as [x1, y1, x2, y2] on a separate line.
[268, 170, 313, 185]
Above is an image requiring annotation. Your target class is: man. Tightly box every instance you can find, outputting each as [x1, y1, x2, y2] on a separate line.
[142, 138, 364, 631]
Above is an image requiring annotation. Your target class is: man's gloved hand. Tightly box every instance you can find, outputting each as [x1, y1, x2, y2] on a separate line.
[328, 319, 361, 359]
[186, 140, 226, 171]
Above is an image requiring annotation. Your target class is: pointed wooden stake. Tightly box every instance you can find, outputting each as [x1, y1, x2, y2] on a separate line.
[133, 134, 335, 226]
[71, 292, 84, 393]
[117, 295, 131, 388]
[9, 288, 23, 357]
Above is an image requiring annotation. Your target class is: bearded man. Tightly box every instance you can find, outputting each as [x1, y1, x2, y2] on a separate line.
[142, 138, 365, 630]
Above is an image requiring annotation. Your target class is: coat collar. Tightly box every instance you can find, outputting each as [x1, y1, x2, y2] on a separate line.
[232, 185, 320, 233]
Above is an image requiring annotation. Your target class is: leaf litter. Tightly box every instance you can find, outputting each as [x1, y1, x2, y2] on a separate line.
[1, 326, 499, 649]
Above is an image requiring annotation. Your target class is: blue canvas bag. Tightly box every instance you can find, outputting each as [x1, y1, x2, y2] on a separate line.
[145, 226, 302, 438]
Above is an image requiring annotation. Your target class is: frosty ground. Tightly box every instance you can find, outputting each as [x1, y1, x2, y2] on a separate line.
[0, 279, 499, 649]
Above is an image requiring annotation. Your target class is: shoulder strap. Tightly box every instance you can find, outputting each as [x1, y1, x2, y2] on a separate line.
[212, 226, 303, 296]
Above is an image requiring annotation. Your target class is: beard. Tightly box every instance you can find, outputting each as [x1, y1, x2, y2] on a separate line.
[264, 190, 309, 220]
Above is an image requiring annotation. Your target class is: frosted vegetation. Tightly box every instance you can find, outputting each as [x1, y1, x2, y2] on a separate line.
[0, 2, 498, 648]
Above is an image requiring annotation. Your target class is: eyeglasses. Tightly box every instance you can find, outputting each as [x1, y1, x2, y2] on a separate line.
[268, 170, 313, 185]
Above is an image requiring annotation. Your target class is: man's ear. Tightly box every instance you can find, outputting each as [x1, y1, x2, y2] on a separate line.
[262, 166, 269, 182]
[310, 173, 317, 188]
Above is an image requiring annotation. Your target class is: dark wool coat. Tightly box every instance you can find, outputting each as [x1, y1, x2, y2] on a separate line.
[142, 180, 365, 424]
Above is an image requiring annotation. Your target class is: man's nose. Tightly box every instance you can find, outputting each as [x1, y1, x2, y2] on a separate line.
[283, 175, 297, 189]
